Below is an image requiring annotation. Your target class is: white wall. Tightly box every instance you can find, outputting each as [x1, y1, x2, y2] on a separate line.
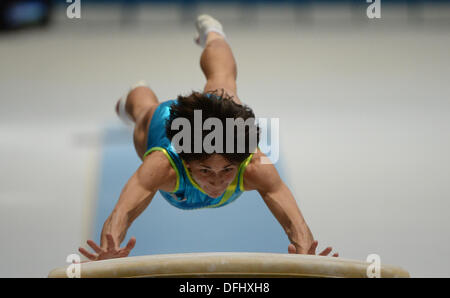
[0, 3, 449, 277]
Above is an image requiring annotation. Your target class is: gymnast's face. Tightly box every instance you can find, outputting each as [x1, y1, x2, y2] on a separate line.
[185, 154, 239, 198]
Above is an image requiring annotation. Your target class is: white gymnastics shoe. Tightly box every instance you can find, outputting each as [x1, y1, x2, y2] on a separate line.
[194, 14, 226, 48]
[116, 80, 149, 128]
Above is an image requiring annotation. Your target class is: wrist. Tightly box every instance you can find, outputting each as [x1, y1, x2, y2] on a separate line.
[288, 224, 313, 246]
[102, 211, 128, 243]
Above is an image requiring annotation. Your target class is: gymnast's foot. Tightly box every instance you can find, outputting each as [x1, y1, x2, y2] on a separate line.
[194, 14, 226, 48]
[115, 80, 148, 129]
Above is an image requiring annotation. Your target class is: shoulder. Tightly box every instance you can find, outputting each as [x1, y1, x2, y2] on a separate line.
[242, 148, 282, 194]
[139, 150, 178, 192]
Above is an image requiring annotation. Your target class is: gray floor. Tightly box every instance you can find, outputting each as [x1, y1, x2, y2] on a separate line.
[0, 3, 449, 277]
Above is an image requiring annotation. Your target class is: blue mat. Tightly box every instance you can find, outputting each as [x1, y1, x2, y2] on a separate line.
[93, 125, 288, 256]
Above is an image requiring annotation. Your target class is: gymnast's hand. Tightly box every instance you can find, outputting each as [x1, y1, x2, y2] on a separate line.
[78, 234, 136, 262]
[288, 240, 339, 257]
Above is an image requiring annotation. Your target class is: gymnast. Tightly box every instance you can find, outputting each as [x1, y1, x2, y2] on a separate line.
[79, 14, 338, 261]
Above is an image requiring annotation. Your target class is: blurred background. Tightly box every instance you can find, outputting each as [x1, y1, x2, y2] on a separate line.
[0, 0, 449, 277]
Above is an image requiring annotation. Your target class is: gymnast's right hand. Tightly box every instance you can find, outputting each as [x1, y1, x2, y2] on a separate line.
[78, 234, 136, 262]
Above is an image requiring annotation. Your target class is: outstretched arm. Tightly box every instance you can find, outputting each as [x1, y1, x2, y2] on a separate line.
[260, 180, 314, 254]
[79, 151, 175, 261]
[245, 151, 338, 256]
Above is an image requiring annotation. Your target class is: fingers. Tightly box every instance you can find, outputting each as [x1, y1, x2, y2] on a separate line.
[319, 246, 333, 256]
[307, 240, 319, 255]
[80, 235, 138, 261]
[87, 240, 103, 254]
[307, 240, 339, 257]
[117, 237, 136, 258]
[80, 239, 103, 261]
[80, 235, 135, 262]
[124, 237, 136, 252]
[288, 244, 296, 254]
[78, 247, 97, 261]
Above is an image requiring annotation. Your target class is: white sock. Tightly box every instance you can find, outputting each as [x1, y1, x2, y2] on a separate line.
[130, 79, 148, 91]
[117, 95, 134, 128]
[117, 80, 149, 128]
[195, 14, 227, 48]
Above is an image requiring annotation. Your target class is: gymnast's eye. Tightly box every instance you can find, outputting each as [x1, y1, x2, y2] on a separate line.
[200, 169, 209, 174]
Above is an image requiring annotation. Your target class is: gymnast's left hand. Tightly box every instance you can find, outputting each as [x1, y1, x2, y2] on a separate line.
[288, 240, 339, 257]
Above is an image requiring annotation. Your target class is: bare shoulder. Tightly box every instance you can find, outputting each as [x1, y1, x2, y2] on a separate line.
[243, 148, 282, 194]
[139, 150, 178, 192]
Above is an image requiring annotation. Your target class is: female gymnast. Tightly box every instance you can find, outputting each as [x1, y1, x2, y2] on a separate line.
[79, 14, 338, 261]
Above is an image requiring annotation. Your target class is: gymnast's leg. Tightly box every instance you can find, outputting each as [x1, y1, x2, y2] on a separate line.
[115, 81, 160, 159]
[195, 15, 242, 105]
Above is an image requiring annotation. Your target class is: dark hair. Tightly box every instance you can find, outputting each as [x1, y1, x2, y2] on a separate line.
[165, 88, 260, 164]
